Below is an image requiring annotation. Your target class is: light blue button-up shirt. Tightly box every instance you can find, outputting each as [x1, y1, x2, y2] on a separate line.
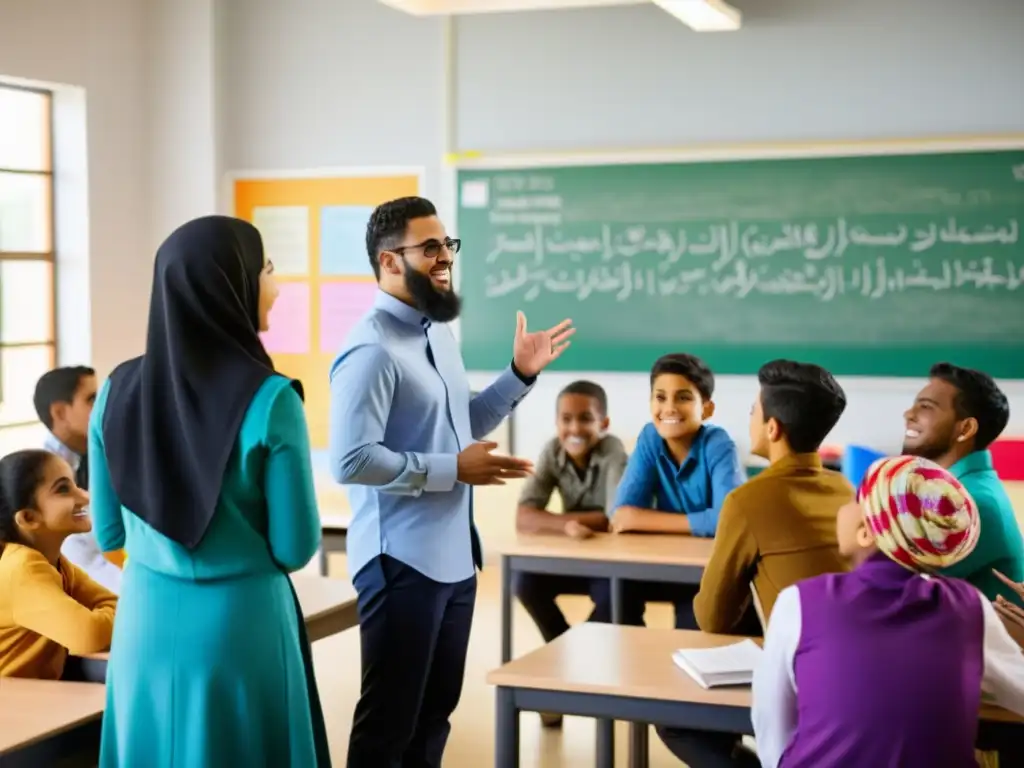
[328, 290, 533, 583]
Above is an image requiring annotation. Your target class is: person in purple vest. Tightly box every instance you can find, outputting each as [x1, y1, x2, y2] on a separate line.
[752, 455, 1024, 768]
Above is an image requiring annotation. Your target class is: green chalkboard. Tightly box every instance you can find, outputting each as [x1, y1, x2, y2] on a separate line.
[456, 149, 1024, 377]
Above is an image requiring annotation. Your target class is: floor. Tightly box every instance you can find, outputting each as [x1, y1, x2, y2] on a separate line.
[310, 552, 683, 768]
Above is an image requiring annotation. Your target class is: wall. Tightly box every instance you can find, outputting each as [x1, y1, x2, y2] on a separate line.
[0, 0, 150, 378]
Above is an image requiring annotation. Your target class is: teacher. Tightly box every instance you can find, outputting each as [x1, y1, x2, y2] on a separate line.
[329, 196, 573, 768]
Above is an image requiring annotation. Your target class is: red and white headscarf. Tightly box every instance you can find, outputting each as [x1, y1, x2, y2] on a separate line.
[858, 455, 980, 572]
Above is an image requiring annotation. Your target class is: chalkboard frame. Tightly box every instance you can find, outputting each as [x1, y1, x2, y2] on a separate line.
[446, 135, 1024, 378]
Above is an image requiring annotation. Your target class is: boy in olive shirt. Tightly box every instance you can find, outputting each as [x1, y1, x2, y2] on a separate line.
[515, 381, 627, 641]
[903, 362, 1024, 605]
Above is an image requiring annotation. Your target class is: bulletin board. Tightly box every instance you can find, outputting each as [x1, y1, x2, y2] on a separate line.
[230, 169, 423, 448]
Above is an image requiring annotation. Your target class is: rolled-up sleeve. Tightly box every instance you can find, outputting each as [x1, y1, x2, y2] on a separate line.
[329, 344, 458, 495]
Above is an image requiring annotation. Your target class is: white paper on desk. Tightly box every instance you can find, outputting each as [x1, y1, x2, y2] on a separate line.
[672, 639, 762, 689]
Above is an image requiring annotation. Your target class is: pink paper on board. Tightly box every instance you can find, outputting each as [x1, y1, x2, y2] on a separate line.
[320, 281, 377, 353]
[260, 282, 311, 354]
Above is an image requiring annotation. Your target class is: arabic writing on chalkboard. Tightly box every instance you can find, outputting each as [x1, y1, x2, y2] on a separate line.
[482, 218, 1021, 302]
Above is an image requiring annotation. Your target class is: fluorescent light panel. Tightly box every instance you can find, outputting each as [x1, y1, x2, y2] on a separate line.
[378, 0, 647, 14]
[651, 0, 741, 31]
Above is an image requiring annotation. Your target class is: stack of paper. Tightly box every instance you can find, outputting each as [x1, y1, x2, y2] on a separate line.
[672, 639, 762, 689]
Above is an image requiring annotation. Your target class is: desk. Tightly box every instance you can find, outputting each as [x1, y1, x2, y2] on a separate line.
[0, 679, 106, 766]
[87, 575, 358, 663]
[500, 533, 714, 663]
[317, 513, 351, 576]
[487, 623, 1024, 768]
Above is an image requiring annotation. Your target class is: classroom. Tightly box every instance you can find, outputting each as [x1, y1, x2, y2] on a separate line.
[1, 0, 1024, 766]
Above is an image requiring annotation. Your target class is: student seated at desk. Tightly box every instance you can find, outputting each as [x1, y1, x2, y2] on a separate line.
[693, 360, 853, 635]
[752, 456, 1024, 768]
[0, 450, 117, 680]
[515, 381, 625, 626]
[610, 353, 744, 629]
[35, 366, 124, 593]
[902, 363, 1024, 604]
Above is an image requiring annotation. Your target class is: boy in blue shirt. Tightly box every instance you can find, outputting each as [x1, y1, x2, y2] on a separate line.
[611, 353, 744, 629]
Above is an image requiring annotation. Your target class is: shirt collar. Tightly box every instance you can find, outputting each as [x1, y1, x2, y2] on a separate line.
[949, 449, 994, 478]
[43, 431, 81, 470]
[658, 424, 707, 472]
[374, 288, 430, 329]
[758, 452, 823, 478]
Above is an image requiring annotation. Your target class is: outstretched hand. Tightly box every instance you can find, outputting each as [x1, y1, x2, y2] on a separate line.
[512, 312, 575, 378]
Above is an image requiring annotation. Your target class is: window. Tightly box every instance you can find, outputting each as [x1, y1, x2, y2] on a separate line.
[0, 84, 55, 452]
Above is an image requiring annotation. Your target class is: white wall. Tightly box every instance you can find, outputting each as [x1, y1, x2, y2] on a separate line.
[0, 0, 220, 383]
[216, 0, 1024, 463]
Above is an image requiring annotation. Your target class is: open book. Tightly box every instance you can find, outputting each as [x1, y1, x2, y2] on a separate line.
[672, 639, 763, 689]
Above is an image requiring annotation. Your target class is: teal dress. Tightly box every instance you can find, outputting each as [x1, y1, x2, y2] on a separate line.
[88, 376, 328, 767]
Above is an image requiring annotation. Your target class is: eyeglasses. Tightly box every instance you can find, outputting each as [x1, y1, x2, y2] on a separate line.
[392, 237, 461, 259]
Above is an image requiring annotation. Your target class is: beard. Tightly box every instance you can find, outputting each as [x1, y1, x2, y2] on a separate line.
[901, 429, 953, 461]
[404, 259, 462, 323]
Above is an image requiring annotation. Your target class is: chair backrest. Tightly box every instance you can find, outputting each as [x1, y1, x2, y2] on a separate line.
[842, 444, 886, 489]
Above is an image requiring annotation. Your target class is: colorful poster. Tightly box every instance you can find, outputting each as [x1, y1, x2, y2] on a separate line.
[251, 206, 310, 275]
[320, 281, 377, 354]
[320, 205, 375, 276]
[261, 282, 310, 354]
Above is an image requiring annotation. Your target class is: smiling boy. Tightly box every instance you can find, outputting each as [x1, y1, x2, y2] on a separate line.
[515, 381, 626, 639]
[611, 353, 744, 629]
[902, 362, 1024, 605]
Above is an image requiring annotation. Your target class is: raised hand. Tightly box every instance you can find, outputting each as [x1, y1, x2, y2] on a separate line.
[512, 312, 575, 377]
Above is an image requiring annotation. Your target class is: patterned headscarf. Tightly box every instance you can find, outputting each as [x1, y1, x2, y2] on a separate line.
[858, 455, 980, 572]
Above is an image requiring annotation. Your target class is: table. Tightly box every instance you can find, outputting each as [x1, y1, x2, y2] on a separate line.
[0, 678, 106, 766]
[86, 575, 359, 660]
[318, 513, 351, 576]
[487, 623, 1024, 768]
[500, 532, 714, 663]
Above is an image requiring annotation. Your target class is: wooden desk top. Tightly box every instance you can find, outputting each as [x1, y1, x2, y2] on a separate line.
[87, 575, 358, 660]
[0, 678, 105, 755]
[487, 623, 1022, 724]
[503, 532, 714, 567]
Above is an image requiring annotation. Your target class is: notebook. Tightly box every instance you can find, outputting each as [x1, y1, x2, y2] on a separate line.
[671, 639, 763, 689]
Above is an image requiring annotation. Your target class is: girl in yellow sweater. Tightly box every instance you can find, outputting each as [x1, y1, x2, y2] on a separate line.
[0, 449, 117, 679]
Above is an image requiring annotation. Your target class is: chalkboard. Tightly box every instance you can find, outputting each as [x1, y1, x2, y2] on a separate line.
[456, 149, 1024, 377]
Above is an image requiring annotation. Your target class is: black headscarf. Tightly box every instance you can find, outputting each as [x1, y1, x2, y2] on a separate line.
[102, 215, 302, 550]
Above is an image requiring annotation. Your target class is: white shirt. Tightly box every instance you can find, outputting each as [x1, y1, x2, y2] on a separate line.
[752, 583, 1024, 768]
[43, 432, 122, 594]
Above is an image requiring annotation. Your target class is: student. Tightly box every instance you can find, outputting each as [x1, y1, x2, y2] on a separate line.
[515, 380, 625, 633]
[0, 449, 117, 679]
[611, 353, 744, 629]
[693, 359, 853, 634]
[902, 362, 1024, 603]
[35, 366, 123, 593]
[752, 456, 1024, 768]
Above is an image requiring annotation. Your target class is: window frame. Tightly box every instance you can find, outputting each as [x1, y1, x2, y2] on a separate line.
[0, 82, 57, 432]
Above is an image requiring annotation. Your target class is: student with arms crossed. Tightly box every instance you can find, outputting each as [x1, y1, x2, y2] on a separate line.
[35, 366, 124, 593]
[902, 362, 1024, 603]
[610, 353, 744, 629]
[660, 361, 854, 767]
[330, 197, 574, 768]
[752, 456, 1024, 768]
[0, 449, 116, 679]
[515, 380, 626, 726]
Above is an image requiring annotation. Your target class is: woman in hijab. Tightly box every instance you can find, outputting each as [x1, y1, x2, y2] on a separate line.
[88, 216, 330, 767]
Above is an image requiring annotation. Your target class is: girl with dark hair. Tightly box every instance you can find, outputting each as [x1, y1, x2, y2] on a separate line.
[0, 448, 117, 678]
[88, 216, 329, 767]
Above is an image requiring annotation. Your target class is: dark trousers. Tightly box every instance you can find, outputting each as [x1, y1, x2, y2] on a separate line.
[514, 572, 612, 642]
[656, 728, 761, 767]
[346, 555, 477, 768]
[620, 580, 700, 630]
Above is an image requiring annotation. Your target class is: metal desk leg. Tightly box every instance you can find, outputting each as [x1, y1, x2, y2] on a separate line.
[501, 555, 513, 663]
[596, 716, 615, 768]
[318, 546, 328, 576]
[628, 722, 649, 768]
[495, 687, 519, 768]
[611, 576, 625, 624]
